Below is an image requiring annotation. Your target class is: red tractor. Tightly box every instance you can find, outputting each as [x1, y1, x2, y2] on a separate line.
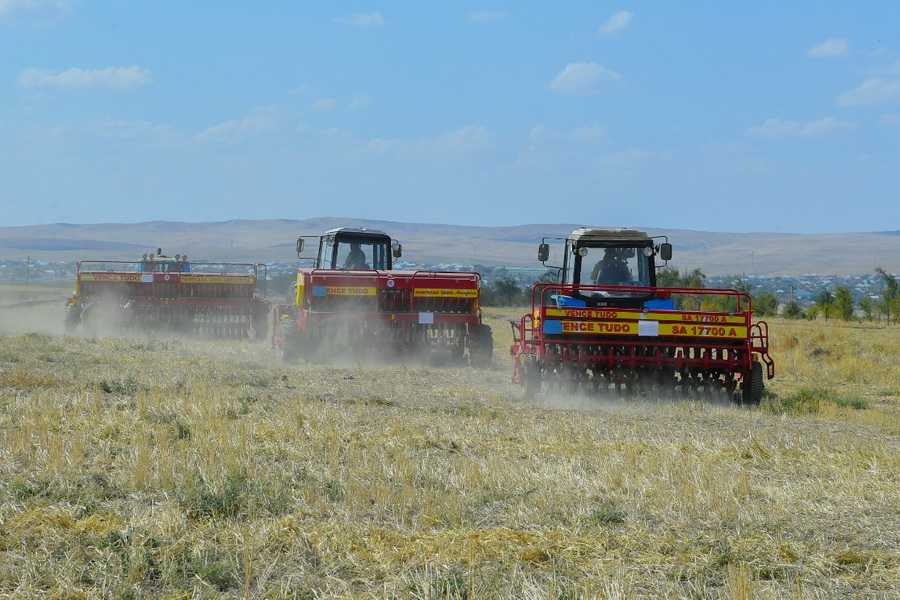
[510, 228, 774, 403]
[271, 228, 493, 366]
[65, 250, 270, 339]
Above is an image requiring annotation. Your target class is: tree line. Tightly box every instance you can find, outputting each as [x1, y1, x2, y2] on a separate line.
[480, 266, 900, 324]
[656, 266, 900, 323]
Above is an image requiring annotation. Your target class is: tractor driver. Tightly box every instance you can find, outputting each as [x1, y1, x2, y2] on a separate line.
[591, 248, 632, 285]
[343, 243, 368, 269]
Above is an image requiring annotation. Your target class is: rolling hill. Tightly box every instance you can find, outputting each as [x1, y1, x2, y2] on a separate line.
[1, 218, 897, 277]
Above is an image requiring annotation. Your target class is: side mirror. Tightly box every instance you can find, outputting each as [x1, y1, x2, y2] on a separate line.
[537, 243, 550, 262]
[296, 238, 305, 255]
[658, 243, 672, 261]
[392, 241, 402, 258]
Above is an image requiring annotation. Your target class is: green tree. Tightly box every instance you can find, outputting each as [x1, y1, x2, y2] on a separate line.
[833, 285, 855, 321]
[815, 290, 835, 321]
[492, 275, 523, 307]
[874, 268, 899, 324]
[858, 296, 874, 322]
[753, 292, 778, 317]
[538, 269, 559, 283]
[657, 267, 706, 309]
[703, 277, 750, 313]
[782, 300, 805, 319]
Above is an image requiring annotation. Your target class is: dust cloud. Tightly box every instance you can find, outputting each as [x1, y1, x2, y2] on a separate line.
[0, 286, 67, 337]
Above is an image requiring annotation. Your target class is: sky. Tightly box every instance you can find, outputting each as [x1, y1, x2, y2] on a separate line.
[1, 1, 898, 233]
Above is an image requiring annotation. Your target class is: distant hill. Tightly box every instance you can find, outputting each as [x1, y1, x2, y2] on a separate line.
[1, 218, 898, 277]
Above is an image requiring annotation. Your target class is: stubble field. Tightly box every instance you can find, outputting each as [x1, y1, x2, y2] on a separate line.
[0, 283, 898, 599]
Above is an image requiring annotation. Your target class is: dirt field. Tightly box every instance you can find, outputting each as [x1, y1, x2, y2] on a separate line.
[1, 283, 898, 598]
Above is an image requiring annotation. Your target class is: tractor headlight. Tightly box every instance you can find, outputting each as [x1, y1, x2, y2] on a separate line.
[576, 247, 589, 257]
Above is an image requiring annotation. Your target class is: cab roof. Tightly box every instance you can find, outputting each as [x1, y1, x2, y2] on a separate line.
[570, 227, 652, 245]
[324, 227, 391, 240]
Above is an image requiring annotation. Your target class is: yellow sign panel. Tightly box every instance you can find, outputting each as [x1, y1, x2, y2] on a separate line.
[414, 288, 477, 298]
[544, 307, 746, 324]
[553, 319, 747, 339]
[80, 273, 142, 282]
[327, 286, 377, 296]
[182, 275, 253, 284]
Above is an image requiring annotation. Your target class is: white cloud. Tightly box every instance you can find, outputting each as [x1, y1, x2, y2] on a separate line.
[801, 116, 855, 136]
[745, 119, 799, 139]
[873, 60, 900, 76]
[745, 116, 855, 138]
[594, 149, 663, 168]
[529, 123, 606, 142]
[54, 117, 183, 146]
[599, 11, 633, 37]
[195, 106, 281, 144]
[549, 62, 622, 95]
[592, 149, 670, 174]
[807, 38, 849, 58]
[569, 124, 606, 141]
[433, 125, 492, 151]
[0, 0, 78, 24]
[469, 10, 506, 22]
[16, 65, 151, 90]
[349, 94, 371, 110]
[312, 98, 337, 111]
[335, 11, 383, 27]
[363, 138, 403, 154]
[359, 126, 493, 157]
[836, 78, 900, 107]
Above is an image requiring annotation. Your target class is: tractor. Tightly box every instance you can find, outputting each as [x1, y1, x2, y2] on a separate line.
[271, 227, 493, 366]
[510, 228, 774, 403]
[65, 249, 270, 339]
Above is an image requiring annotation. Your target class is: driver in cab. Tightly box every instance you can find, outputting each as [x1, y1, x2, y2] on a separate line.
[591, 248, 632, 285]
[343, 243, 368, 269]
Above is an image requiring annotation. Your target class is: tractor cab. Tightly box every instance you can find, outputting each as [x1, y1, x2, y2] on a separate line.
[139, 248, 191, 273]
[538, 228, 671, 308]
[295, 227, 402, 271]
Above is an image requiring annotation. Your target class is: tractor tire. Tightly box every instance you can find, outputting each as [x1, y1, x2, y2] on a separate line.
[523, 353, 541, 398]
[64, 306, 81, 335]
[253, 306, 270, 341]
[281, 336, 301, 364]
[81, 301, 121, 337]
[280, 321, 303, 365]
[741, 361, 764, 405]
[468, 324, 494, 369]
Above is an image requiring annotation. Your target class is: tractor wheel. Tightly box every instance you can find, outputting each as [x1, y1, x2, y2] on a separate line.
[468, 324, 494, 369]
[253, 307, 270, 341]
[81, 301, 121, 337]
[280, 322, 303, 365]
[523, 353, 541, 398]
[741, 361, 764, 405]
[64, 306, 81, 335]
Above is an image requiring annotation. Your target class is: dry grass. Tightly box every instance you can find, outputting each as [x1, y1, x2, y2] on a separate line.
[0, 289, 898, 598]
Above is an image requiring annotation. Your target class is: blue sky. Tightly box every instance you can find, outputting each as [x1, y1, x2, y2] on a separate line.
[2, 1, 898, 233]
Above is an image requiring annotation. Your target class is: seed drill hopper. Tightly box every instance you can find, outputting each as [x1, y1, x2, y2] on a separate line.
[65, 250, 270, 339]
[510, 228, 774, 403]
[271, 227, 493, 366]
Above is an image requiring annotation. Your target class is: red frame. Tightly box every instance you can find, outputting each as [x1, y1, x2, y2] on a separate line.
[72, 260, 268, 308]
[510, 283, 774, 385]
[271, 268, 483, 349]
